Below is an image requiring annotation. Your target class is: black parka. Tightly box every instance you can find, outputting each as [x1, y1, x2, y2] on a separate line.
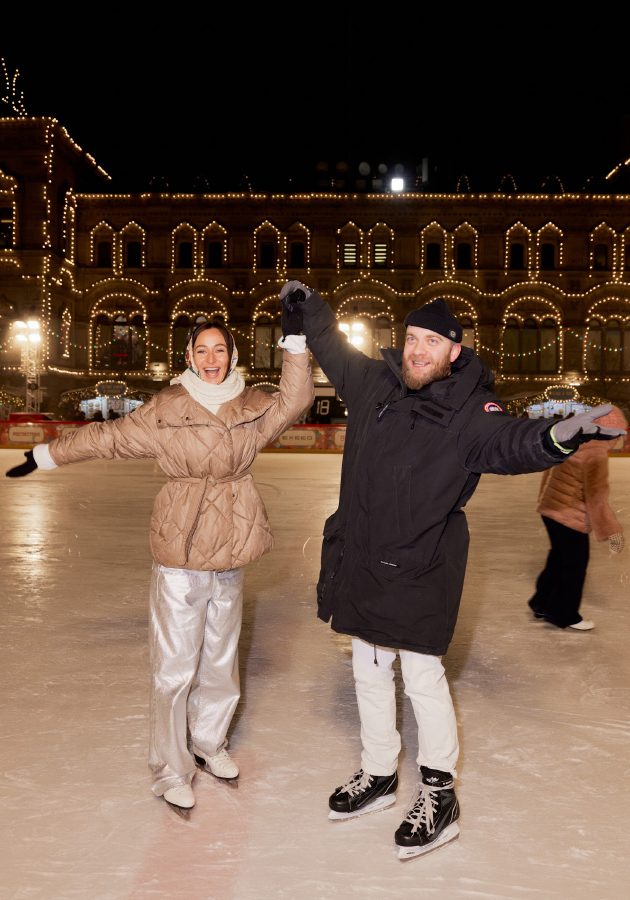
[302, 291, 566, 656]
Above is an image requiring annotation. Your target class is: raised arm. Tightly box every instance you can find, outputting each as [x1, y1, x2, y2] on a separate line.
[254, 337, 315, 449]
[280, 281, 382, 408]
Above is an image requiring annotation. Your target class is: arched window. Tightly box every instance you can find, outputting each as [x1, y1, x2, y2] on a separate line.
[338, 315, 394, 360]
[207, 242, 223, 268]
[426, 243, 441, 269]
[460, 316, 475, 349]
[126, 241, 142, 267]
[456, 242, 471, 269]
[585, 318, 602, 372]
[343, 243, 357, 266]
[594, 244, 609, 270]
[95, 314, 113, 368]
[254, 314, 282, 369]
[540, 243, 555, 270]
[110, 314, 146, 369]
[290, 241, 305, 268]
[510, 243, 525, 269]
[173, 315, 192, 370]
[178, 241, 194, 268]
[605, 319, 622, 372]
[259, 242, 275, 268]
[97, 241, 113, 267]
[502, 315, 559, 373]
[0, 207, 13, 248]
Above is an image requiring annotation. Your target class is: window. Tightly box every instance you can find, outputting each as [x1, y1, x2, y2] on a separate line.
[605, 319, 621, 372]
[97, 241, 112, 267]
[290, 241, 305, 268]
[625, 245, 630, 270]
[456, 242, 471, 269]
[207, 242, 223, 267]
[585, 319, 602, 371]
[510, 243, 525, 269]
[343, 243, 357, 266]
[587, 316, 630, 373]
[260, 242, 275, 268]
[0, 207, 12, 248]
[375, 316, 392, 351]
[594, 244, 609, 270]
[178, 241, 193, 268]
[426, 243, 441, 269]
[373, 243, 388, 267]
[460, 316, 475, 349]
[540, 243, 555, 270]
[173, 315, 192, 370]
[503, 316, 558, 373]
[254, 315, 282, 369]
[126, 241, 142, 267]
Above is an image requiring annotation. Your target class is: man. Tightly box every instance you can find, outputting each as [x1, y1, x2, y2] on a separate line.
[280, 282, 624, 860]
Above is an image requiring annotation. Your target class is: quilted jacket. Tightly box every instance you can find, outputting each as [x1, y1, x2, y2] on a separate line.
[48, 351, 314, 570]
[537, 405, 627, 539]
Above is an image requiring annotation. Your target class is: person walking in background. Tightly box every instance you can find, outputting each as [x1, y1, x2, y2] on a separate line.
[529, 405, 627, 631]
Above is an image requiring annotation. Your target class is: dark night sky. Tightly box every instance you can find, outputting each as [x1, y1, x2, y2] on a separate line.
[4, 6, 629, 193]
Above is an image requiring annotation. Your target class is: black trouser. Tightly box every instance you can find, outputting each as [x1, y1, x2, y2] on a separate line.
[529, 516, 589, 627]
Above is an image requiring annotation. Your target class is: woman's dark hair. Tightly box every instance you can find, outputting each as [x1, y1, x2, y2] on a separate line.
[191, 320, 235, 358]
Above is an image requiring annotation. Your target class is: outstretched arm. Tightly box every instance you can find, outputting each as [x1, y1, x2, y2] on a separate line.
[6, 400, 158, 477]
[254, 337, 315, 449]
[280, 280, 382, 409]
[458, 402, 626, 476]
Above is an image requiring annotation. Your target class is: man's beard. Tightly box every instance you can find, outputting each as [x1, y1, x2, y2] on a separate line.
[402, 354, 452, 390]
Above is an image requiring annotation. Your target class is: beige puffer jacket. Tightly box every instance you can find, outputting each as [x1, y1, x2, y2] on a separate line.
[48, 351, 314, 570]
[537, 406, 627, 540]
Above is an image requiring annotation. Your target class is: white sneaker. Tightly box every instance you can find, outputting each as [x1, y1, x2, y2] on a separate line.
[204, 748, 239, 779]
[568, 620, 595, 631]
[163, 784, 195, 809]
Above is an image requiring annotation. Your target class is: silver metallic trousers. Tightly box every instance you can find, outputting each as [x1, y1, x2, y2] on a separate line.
[148, 563, 244, 796]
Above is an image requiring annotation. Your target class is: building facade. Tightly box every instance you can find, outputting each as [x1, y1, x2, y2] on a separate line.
[2, 117, 630, 416]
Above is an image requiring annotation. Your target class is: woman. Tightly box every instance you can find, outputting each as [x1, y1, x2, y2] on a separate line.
[529, 405, 626, 631]
[6, 321, 313, 812]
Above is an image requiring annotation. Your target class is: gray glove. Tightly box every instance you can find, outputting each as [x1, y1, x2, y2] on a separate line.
[549, 404, 626, 452]
[279, 280, 312, 306]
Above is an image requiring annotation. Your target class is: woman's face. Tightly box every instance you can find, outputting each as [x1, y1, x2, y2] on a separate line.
[192, 328, 230, 383]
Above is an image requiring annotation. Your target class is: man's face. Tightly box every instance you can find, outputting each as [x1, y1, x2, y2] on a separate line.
[401, 326, 462, 389]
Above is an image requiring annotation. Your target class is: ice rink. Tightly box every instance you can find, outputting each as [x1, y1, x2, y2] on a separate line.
[1, 450, 629, 900]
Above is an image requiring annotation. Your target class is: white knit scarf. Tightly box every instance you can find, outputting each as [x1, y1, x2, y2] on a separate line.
[172, 366, 245, 415]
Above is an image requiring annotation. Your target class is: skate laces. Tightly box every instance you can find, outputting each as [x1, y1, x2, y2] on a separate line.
[337, 770, 373, 797]
[405, 780, 453, 836]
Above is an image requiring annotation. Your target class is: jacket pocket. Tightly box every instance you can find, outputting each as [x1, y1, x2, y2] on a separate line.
[368, 547, 436, 582]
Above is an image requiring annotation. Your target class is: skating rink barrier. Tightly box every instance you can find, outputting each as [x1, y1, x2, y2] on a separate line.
[1, 421, 629, 455]
[0, 421, 348, 452]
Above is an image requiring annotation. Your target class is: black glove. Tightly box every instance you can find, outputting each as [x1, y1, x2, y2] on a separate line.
[5, 450, 37, 478]
[544, 404, 626, 453]
[279, 280, 308, 337]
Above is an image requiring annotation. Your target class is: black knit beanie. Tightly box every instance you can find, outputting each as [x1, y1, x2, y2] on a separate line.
[404, 298, 462, 343]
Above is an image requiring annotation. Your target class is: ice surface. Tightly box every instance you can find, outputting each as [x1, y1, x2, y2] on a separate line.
[1, 452, 629, 899]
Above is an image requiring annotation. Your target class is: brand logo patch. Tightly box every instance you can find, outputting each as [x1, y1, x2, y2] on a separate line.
[484, 402, 503, 412]
[449, 330, 456, 338]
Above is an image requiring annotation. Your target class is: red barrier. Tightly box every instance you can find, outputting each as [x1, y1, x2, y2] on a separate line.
[0, 420, 87, 449]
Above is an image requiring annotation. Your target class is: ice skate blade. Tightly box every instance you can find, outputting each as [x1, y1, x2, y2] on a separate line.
[328, 793, 396, 820]
[195, 760, 239, 789]
[165, 800, 192, 820]
[397, 822, 459, 860]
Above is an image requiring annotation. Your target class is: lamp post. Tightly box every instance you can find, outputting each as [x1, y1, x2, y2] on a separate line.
[13, 319, 42, 414]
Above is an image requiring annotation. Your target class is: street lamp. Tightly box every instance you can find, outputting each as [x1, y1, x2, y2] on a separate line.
[13, 318, 42, 413]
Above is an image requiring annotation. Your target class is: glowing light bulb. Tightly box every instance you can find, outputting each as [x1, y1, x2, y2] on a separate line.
[351, 322, 364, 332]
[351, 336, 364, 347]
[15, 333, 27, 342]
[339, 323, 350, 332]
[13, 320, 26, 330]
[391, 178, 404, 192]
[28, 332, 41, 343]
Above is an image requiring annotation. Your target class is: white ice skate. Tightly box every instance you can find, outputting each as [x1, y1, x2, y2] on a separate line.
[194, 747, 239, 788]
[163, 783, 195, 819]
[568, 620, 595, 631]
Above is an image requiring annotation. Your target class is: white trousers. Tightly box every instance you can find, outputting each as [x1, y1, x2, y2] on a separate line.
[148, 563, 244, 796]
[352, 638, 459, 777]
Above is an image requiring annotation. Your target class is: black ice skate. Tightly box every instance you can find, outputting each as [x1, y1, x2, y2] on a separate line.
[328, 769, 398, 820]
[395, 766, 460, 859]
